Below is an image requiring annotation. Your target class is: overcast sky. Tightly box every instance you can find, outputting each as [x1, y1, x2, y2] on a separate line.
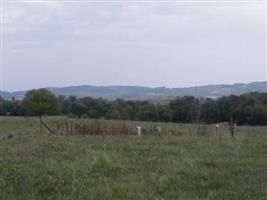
[1, 0, 266, 91]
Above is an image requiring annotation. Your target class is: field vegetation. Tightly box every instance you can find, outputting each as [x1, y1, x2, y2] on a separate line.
[0, 116, 267, 200]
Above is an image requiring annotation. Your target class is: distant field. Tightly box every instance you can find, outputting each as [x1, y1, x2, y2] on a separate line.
[0, 117, 266, 200]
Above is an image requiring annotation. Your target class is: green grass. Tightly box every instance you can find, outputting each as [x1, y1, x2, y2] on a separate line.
[0, 117, 267, 200]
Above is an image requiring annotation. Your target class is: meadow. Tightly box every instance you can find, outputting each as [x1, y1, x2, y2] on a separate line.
[0, 116, 266, 200]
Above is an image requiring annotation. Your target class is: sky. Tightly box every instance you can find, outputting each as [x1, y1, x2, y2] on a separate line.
[1, 0, 266, 91]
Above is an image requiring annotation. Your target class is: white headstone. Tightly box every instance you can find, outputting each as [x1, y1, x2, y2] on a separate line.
[156, 127, 162, 133]
[137, 126, 142, 136]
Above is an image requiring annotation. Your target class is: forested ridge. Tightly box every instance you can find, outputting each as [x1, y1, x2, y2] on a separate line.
[2, 82, 266, 100]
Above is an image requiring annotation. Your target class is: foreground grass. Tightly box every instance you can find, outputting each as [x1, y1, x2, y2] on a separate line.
[0, 117, 267, 200]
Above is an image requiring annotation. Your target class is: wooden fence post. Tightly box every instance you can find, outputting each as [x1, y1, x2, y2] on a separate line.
[230, 117, 235, 137]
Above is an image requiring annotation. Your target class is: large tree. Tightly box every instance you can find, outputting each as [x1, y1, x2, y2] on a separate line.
[23, 89, 60, 132]
[170, 96, 200, 123]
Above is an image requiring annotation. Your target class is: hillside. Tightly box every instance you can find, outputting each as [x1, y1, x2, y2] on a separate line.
[1, 81, 266, 100]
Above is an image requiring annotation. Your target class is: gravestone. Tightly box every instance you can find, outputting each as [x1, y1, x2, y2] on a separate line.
[137, 126, 142, 136]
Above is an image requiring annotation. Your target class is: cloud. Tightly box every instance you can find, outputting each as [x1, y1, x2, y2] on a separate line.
[2, 1, 266, 90]
[3, 2, 265, 39]
[3, 0, 64, 33]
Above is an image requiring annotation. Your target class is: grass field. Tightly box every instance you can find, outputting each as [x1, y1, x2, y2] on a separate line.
[0, 117, 267, 200]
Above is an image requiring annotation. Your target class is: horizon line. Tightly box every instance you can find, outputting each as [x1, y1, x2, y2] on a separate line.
[2, 80, 267, 93]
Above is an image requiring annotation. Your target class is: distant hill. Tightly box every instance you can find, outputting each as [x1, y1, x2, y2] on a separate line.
[1, 81, 267, 100]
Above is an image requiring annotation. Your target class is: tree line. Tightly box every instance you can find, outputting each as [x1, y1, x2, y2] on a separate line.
[1, 89, 267, 125]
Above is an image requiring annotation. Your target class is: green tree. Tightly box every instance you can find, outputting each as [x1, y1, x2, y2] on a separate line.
[71, 101, 87, 118]
[233, 96, 267, 125]
[217, 95, 240, 122]
[23, 89, 60, 132]
[157, 104, 172, 122]
[200, 98, 219, 123]
[170, 96, 200, 123]
[135, 101, 158, 122]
